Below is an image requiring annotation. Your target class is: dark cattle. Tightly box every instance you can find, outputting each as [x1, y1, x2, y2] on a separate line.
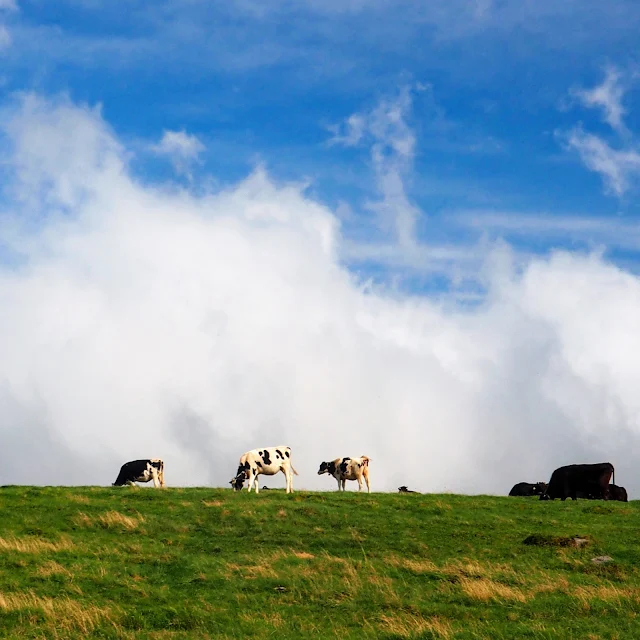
[398, 486, 419, 493]
[113, 459, 165, 488]
[540, 463, 614, 501]
[609, 484, 628, 502]
[508, 482, 548, 497]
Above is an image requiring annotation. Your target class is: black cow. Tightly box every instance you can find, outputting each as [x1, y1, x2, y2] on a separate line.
[539, 463, 614, 501]
[398, 486, 419, 493]
[508, 482, 548, 497]
[609, 484, 628, 502]
[113, 459, 165, 488]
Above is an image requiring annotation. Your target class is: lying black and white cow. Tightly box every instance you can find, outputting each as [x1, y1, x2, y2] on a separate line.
[398, 486, 419, 494]
[508, 482, 548, 497]
[113, 459, 165, 488]
[230, 446, 298, 494]
[318, 456, 371, 493]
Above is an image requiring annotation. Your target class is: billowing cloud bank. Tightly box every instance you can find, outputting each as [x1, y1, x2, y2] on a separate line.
[1, 95, 640, 493]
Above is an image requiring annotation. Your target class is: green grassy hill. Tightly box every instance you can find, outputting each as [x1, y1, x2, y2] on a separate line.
[0, 486, 638, 639]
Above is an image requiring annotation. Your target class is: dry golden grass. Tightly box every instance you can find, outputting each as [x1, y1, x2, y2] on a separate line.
[240, 611, 285, 628]
[386, 554, 438, 574]
[74, 511, 143, 530]
[459, 576, 527, 602]
[0, 591, 117, 633]
[0, 536, 73, 553]
[574, 584, 638, 603]
[377, 613, 453, 639]
[202, 500, 223, 507]
[291, 551, 315, 559]
[67, 494, 90, 504]
[36, 561, 72, 578]
[99, 511, 144, 530]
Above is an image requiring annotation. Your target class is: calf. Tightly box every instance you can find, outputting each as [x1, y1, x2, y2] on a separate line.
[508, 482, 548, 497]
[318, 456, 371, 493]
[540, 463, 614, 501]
[113, 459, 165, 488]
[398, 486, 419, 494]
[609, 484, 628, 502]
[230, 446, 298, 494]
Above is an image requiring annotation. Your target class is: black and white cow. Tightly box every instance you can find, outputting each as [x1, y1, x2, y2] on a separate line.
[230, 446, 298, 494]
[317, 456, 371, 493]
[398, 486, 419, 494]
[113, 459, 165, 488]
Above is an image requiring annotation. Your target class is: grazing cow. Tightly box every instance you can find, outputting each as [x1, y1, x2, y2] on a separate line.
[609, 484, 628, 502]
[113, 459, 165, 488]
[398, 486, 419, 494]
[230, 447, 298, 494]
[508, 482, 548, 497]
[539, 463, 614, 501]
[317, 456, 371, 493]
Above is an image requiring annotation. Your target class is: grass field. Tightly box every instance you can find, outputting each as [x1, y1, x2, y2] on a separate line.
[0, 486, 638, 639]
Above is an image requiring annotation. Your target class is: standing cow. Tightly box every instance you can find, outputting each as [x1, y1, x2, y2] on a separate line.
[539, 463, 614, 501]
[230, 446, 298, 494]
[317, 456, 371, 493]
[508, 482, 548, 497]
[113, 459, 165, 488]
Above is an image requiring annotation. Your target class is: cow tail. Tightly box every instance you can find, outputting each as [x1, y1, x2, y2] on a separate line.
[613, 465, 615, 487]
[291, 463, 299, 476]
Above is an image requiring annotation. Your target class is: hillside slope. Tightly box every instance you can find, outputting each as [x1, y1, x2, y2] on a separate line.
[0, 487, 638, 639]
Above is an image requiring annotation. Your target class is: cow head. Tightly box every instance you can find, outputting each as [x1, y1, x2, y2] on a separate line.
[317, 461, 330, 475]
[229, 474, 245, 491]
[532, 482, 548, 495]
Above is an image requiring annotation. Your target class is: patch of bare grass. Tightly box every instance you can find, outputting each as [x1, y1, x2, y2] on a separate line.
[36, 561, 72, 578]
[0, 591, 117, 633]
[459, 576, 526, 602]
[377, 613, 453, 639]
[0, 536, 73, 553]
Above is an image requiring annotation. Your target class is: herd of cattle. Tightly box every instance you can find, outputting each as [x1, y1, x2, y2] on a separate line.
[112, 452, 629, 502]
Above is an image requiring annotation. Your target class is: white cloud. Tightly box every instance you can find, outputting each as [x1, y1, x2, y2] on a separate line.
[0, 0, 17, 10]
[2, 95, 640, 496]
[572, 66, 629, 134]
[330, 85, 420, 255]
[563, 127, 640, 197]
[152, 129, 205, 177]
[0, 24, 11, 51]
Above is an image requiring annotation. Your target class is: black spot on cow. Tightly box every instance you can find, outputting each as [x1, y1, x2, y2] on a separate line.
[261, 450, 272, 465]
[318, 460, 337, 475]
[285, 450, 290, 458]
[256, 460, 262, 468]
[276, 449, 283, 459]
[339, 457, 351, 474]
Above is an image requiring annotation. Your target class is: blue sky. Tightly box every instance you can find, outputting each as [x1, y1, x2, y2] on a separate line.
[2, 1, 640, 490]
[3, 0, 640, 293]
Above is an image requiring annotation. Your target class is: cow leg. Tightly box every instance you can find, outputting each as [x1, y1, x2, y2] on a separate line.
[283, 468, 291, 494]
[364, 470, 370, 494]
[126, 480, 136, 487]
[357, 475, 363, 492]
[341, 478, 346, 491]
[254, 471, 260, 494]
[336, 477, 341, 491]
[150, 467, 160, 488]
[247, 471, 255, 493]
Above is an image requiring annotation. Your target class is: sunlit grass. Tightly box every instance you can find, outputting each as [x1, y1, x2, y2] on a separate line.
[0, 486, 638, 638]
